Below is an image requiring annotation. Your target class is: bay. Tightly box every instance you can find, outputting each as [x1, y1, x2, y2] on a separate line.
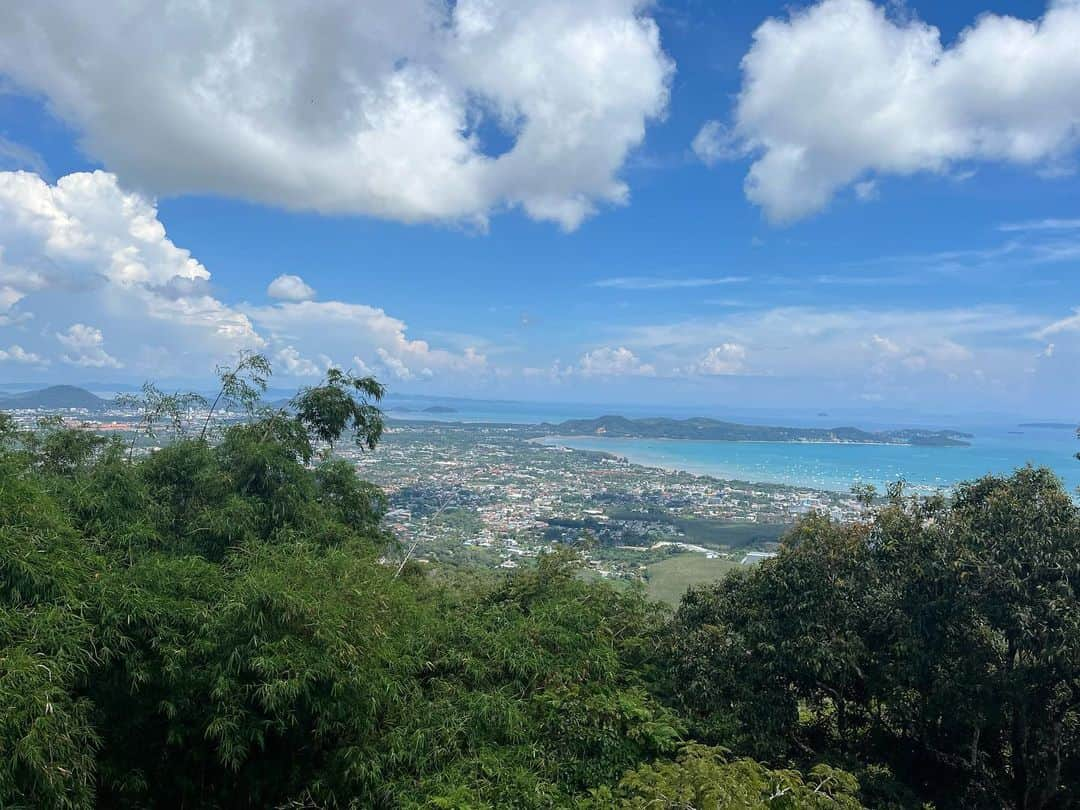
[535, 427, 1080, 495]
[384, 396, 1079, 495]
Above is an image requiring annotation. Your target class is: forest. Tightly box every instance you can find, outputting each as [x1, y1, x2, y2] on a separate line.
[1, 358, 1077, 809]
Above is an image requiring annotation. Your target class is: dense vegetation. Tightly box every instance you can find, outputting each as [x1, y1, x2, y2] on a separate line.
[1, 358, 1077, 808]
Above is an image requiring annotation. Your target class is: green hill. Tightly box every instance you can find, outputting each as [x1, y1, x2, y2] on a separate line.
[0, 384, 106, 410]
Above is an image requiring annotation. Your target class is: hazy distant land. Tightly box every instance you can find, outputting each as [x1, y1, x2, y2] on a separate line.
[541, 415, 973, 447]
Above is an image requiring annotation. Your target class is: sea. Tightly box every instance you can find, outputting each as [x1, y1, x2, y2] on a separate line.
[383, 396, 1080, 496]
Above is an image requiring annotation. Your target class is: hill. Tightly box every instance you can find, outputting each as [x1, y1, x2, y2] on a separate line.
[540, 415, 972, 447]
[0, 385, 106, 410]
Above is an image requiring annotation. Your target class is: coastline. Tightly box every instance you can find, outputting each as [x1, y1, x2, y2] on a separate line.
[528, 432, 1080, 497]
[529, 434, 963, 449]
[530, 435, 872, 495]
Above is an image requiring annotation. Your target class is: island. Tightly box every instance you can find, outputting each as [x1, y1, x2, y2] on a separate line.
[538, 415, 973, 447]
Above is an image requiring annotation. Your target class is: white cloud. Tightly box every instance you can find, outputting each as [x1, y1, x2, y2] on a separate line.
[871, 337, 974, 376]
[56, 323, 122, 368]
[691, 120, 743, 166]
[579, 346, 655, 377]
[853, 180, 878, 201]
[594, 275, 748, 290]
[245, 299, 486, 383]
[1039, 308, 1080, 337]
[0, 136, 46, 175]
[0, 344, 45, 365]
[693, 343, 746, 375]
[617, 305, 1044, 391]
[0, 170, 261, 372]
[868, 334, 901, 355]
[350, 356, 374, 376]
[267, 274, 315, 302]
[999, 217, 1080, 232]
[711, 0, 1080, 221]
[274, 346, 327, 377]
[0, 170, 486, 379]
[376, 348, 426, 381]
[0, 0, 672, 230]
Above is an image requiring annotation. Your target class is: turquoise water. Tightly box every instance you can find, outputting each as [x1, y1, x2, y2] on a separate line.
[384, 397, 1079, 495]
[535, 427, 1080, 495]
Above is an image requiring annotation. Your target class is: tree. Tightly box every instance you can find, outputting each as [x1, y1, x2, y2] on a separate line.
[0, 446, 100, 809]
[199, 352, 272, 440]
[946, 468, 1080, 809]
[668, 467, 1080, 809]
[291, 367, 385, 453]
[579, 744, 865, 809]
[117, 382, 207, 461]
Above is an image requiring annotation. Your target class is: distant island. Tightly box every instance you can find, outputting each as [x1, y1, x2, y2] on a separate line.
[1019, 422, 1077, 429]
[540, 415, 973, 447]
[0, 385, 106, 411]
[388, 405, 457, 414]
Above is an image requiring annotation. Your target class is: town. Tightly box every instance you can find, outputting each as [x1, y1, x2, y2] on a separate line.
[347, 420, 867, 597]
[3, 396, 868, 599]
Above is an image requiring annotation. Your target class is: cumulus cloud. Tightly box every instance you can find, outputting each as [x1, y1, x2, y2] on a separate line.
[0, 344, 45, 365]
[274, 346, 328, 377]
[705, 0, 1080, 221]
[579, 346, 655, 377]
[56, 323, 122, 368]
[619, 305, 1045, 391]
[0, 170, 261, 372]
[0, 0, 672, 230]
[866, 331, 972, 375]
[693, 343, 746, 375]
[691, 120, 743, 166]
[245, 299, 486, 383]
[268, 274, 316, 302]
[0, 170, 491, 379]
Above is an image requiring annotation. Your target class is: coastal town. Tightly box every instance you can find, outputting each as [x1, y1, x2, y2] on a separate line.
[348, 420, 867, 587]
[1, 390, 869, 596]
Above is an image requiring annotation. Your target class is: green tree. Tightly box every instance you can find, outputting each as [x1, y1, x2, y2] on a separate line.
[580, 744, 865, 809]
[291, 367, 385, 453]
[668, 467, 1080, 809]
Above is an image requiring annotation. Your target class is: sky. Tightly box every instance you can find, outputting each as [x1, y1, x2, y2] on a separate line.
[0, 0, 1078, 416]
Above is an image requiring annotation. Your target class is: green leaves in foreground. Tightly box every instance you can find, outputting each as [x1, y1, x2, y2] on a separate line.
[4, 355, 1075, 808]
[580, 744, 863, 809]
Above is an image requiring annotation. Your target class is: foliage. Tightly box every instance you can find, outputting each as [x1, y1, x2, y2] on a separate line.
[579, 744, 865, 809]
[669, 466, 1080, 810]
[0, 360, 685, 809]
[199, 351, 272, 439]
[291, 367, 385, 452]
[116, 382, 207, 459]
[2, 356, 1075, 809]
[0, 449, 101, 809]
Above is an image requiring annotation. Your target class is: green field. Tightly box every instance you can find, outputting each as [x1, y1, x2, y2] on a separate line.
[645, 554, 742, 605]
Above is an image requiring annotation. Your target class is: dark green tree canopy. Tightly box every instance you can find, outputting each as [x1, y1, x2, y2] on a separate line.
[291, 366, 386, 451]
[1, 356, 1076, 809]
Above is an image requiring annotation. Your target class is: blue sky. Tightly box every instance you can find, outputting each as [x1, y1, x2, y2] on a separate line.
[0, 0, 1078, 416]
